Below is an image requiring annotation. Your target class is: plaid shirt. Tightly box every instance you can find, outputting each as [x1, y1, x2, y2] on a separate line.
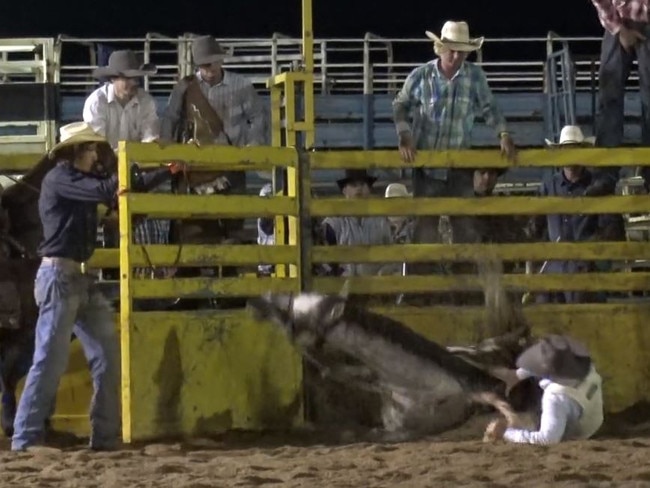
[160, 70, 267, 146]
[592, 0, 649, 34]
[133, 179, 172, 278]
[393, 59, 507, 151]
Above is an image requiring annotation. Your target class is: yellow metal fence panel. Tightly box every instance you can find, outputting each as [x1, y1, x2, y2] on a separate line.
[34, 139, 650, 438]
[114, 141, 303, 442]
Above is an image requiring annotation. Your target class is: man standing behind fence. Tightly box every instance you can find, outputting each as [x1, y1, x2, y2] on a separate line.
[160, 35, 267, 209]
[82, 50, 172, 284]
[591, 0, 650, 192]
[392, 21, 516, 278]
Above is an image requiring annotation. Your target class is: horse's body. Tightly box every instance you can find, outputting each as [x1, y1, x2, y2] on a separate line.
[248, 289, 540, 440]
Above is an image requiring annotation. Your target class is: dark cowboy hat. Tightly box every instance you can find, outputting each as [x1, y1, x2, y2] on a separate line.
[336, 169, 378, 191]
[192, 35, 230, 65]
[92, 50, 157, 79]
[516, 334, 592, 384]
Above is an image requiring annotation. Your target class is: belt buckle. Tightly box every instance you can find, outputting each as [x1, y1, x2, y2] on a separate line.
[80, 262, 86, 275]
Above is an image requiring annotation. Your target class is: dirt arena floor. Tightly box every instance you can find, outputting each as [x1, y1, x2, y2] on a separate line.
[2, 406, 650, 488]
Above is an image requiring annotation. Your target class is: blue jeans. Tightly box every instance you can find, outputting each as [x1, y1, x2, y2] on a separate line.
[11, 261, 120, 450]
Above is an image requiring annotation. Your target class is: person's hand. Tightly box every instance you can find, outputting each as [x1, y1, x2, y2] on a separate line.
[500, 133, 517, 163]
[398, 132, 417, 163]
[584, 178, 614, 197]
[619, 26, 646, 52]
[167, 161, 186, 175]
[483, 418, 508, 443]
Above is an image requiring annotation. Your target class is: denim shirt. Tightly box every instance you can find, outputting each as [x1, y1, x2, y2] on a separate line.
[540, 169, 622, 273]
[38, 163, 170, 262]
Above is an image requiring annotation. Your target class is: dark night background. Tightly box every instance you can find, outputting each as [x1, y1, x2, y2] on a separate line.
[0, 0, 602, 41]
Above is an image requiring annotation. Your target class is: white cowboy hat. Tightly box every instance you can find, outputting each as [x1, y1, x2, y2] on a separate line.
[545, 125, 596, 147]
[385, 183, 412, 198]
[49, 122, 107, 156]
[425, 21, 484, 52]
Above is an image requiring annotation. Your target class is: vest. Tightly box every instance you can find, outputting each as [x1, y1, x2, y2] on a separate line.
[545, 366, 604, 439]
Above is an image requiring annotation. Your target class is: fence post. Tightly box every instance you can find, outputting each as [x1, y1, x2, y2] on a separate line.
[117, 141, 135, 443]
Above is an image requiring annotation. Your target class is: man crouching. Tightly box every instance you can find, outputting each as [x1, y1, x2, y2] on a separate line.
[11, 122, 184, 451]
[485, 334, 603, 445]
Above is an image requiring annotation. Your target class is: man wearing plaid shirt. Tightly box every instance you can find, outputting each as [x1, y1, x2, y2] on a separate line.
[392, 21, 516, 271]
[591, 0, 650, 193]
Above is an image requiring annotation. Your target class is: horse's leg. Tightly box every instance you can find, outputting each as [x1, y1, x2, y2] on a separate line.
[0, 330, 35, 437]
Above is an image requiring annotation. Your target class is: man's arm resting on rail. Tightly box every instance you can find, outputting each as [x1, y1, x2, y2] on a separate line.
[392, 67, 423, 136]
[82, 90, 109, 138]
[473, 67, 507, 137]
[140, 95, 161, 143]
[242, 82, 268, 146]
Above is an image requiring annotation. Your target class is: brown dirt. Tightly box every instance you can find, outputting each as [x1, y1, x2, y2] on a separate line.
[3, 407, 650, 488]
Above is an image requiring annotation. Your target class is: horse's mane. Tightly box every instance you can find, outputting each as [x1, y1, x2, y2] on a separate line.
[1, 154, 55, 209]
[339, 300, 504, 393]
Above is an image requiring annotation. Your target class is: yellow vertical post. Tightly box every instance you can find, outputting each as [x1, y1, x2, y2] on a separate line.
[284, 81, 299, 278]
[117, 141, 134, 443]
[301, 0, 315, 148]
[270, 84, 287, 277]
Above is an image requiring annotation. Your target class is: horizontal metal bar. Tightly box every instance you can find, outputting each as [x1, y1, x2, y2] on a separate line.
[311, 242, 650, 263]
[130, 276, 300, 298]
[118, 141, 297, 167]
[309, 148, 650, 169]
[312, 273, 650, 294]
[309, 196, 650, 217]
[125, 194, 297, 218]
[89, 245, 299, 268]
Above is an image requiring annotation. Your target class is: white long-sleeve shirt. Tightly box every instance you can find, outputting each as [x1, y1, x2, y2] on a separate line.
[504, 368, 603, 445]
[83, 83, 160, 149]
[503, 379, 582, 445]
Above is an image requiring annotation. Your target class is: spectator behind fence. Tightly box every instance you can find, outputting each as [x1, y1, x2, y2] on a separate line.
[526, 125, 625, 304]
[393, 20, 516, 280]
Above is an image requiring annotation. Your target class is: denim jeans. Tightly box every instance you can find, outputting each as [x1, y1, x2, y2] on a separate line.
[11, 261, 120, 450]
[595, 23, 650, 186]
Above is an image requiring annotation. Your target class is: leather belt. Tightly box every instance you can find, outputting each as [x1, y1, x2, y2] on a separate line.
[42, 257, 88, 274]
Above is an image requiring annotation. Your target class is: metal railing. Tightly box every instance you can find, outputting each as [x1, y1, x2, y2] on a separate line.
[0, 32, 630, 98]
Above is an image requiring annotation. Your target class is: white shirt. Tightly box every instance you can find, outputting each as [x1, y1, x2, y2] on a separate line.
[83, 82, 160, 149]
[503, 368, 603, 445]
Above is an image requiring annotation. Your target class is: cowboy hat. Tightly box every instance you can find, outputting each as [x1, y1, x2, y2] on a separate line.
[425, 21, 484, 52]
[49, 122, 107, 156]
[192, 35, 230, 65]
[545, 125, 596, 147]
[92, 50, 157, 79]
[336, 169, 377, 191]
[384, 182, 412, 198]
[515, 334, 592, 384]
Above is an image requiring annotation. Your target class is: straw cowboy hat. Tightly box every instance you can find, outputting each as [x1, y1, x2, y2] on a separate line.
[545, 125, 596, 147]
[192, 36, 230, 65]
[49, 122, 107, 156]
[336, 169, 377, 191]
[384, 183, 412, 198]
[515, 334, 592, 384]
[92, 50, 157, 79]
[425, 21, 484, 52]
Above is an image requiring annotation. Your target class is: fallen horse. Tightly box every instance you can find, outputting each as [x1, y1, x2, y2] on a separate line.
[248, 288, 539, 440]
